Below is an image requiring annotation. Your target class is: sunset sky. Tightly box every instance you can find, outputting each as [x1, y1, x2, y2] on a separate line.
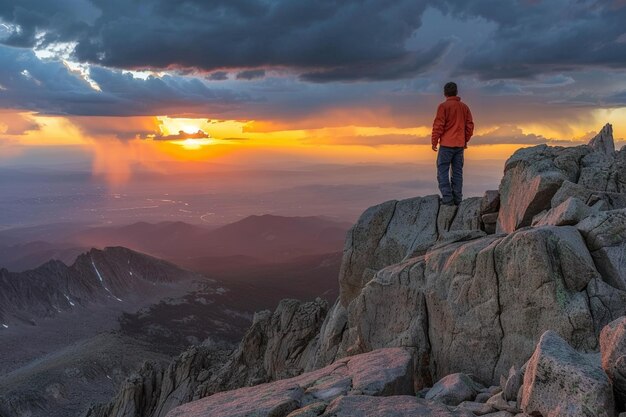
[1, 0, 626, 187]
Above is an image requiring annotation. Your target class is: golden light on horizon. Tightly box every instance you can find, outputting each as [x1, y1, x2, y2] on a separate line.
[2, 110, 623, 189]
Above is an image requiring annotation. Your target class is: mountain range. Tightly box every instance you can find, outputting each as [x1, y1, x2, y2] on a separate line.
[0, 215, 348, 417]
[0, 215, 351, 272]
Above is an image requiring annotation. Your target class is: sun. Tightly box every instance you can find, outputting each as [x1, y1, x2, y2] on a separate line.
[157, 116, 208, 136]
[177, 138, 213, 150]
[155, 116, 214, 149]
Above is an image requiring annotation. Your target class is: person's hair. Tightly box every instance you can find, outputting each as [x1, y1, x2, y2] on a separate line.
[444, 82, 458, 97]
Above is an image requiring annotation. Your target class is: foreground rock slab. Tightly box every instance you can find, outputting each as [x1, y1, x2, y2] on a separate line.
[166, 348, 414, 417]
[520, 331, 614, 417]
[320, 395, 474, 417]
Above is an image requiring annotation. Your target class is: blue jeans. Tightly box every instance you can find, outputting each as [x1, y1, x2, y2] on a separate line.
[437, 146, 464, 204]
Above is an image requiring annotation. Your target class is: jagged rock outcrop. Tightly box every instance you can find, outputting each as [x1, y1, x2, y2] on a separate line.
[308, 124, 626, 389]
[497, 123, 626, 234]
[589, 123, 616, 157]
[496, 144, 588, 233]
[313, 223, 612, 386]
[84, 346, 230, 417]
[201, 298, 328, 394]
[87, 299, 327, 417]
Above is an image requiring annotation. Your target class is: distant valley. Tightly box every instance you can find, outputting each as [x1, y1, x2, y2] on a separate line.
[0, 215, 347, 417]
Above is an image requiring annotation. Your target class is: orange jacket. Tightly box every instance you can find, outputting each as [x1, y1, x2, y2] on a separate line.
[431, 96, 474, 148]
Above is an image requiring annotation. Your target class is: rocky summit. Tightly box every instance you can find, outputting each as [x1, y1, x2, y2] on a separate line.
[97, 124, 626, 417]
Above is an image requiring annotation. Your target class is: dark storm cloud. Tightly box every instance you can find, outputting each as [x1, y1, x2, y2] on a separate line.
[3, 0, 626, 82]
[0, 0, 443, 82]
[236, 69, 266, 80]
[0, 0, 100, 47]
[0, 45, 251, 116]
[208, 71, 229, 81]
[301, 40, 452, 82]
[436, 0, 626, 79]
[606, 90, 626, 106]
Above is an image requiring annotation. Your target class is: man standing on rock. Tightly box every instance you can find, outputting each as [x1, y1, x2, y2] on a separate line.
[431, 82, 474, 206]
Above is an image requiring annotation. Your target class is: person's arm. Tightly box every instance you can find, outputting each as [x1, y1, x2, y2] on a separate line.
[431, 104, 445, 151]
[465, 106, 474, 147]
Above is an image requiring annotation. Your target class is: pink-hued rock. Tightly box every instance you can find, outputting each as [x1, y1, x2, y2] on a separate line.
[600, 317, 626, 379]
[496, 145, 583, 233]
[600, 316, 626, 405]
[531, 196, 594, 227]
[320, 395, 475, 417]
[520, 331, 614, 417]
[166, 348, 414, 417]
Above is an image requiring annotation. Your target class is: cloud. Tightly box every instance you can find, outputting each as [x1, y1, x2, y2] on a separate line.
[236, 69, 266, 80]
[208, 71, 229, 81]
[471, 125, 548, 145]
[0, 0, 447, 82]
[0, 110, 40, 134]
[0, 0, 100, 47]
[436, 0, 626, 79]
[315, 125, 597, 148]
[3, 1, 626, 83]
[301, 40, 452, 82]
[606, 90, 626, 106]
[0, 45, 251, 116]
[308, 133, 424, 147]
[151, 129, 209, 141]
[67, 115, 160, 140]
[469, 124, 606, 147]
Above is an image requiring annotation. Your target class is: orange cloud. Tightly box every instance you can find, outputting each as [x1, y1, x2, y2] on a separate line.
[68, 115, 162, 140]
[0, 109, 40, 135]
